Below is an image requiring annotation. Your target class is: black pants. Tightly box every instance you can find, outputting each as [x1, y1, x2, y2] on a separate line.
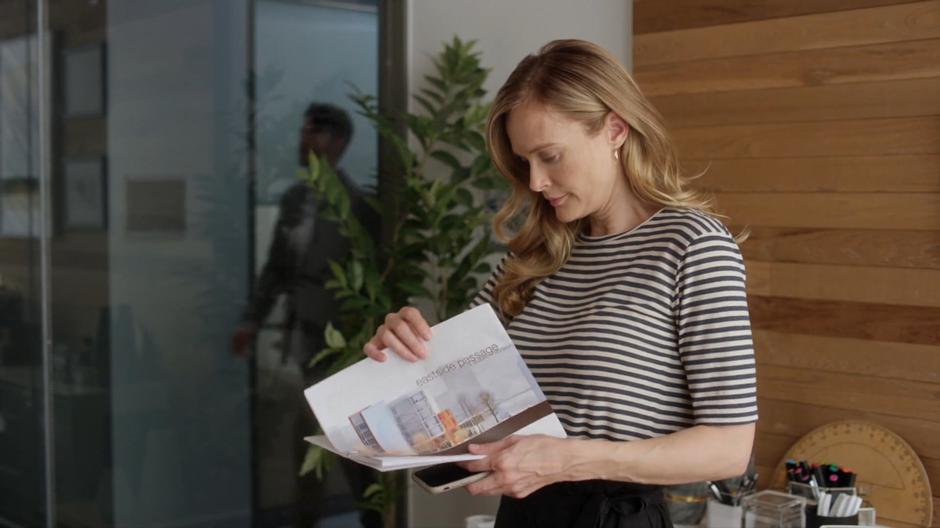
[495, 480, 672, 528]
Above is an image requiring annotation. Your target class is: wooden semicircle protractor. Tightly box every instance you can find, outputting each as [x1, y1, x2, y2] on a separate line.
[769, 420, 932, 527]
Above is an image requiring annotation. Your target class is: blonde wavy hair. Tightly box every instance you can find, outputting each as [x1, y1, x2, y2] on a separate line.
[486, 38, 749, 319]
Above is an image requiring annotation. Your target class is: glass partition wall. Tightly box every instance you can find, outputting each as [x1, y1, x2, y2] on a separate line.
[0, 1, 391, 526]
[0, 0, 46, 525]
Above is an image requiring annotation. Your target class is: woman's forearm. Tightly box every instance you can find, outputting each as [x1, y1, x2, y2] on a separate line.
[559, 423, 755, 485]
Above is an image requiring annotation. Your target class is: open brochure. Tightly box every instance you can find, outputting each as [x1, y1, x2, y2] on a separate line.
[303, 304, 567, 471]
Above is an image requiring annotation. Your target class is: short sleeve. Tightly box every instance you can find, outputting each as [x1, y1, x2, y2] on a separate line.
[674, 231, 759, 425]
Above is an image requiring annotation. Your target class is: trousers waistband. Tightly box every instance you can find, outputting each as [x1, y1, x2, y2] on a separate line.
[553, 479, 665, 499]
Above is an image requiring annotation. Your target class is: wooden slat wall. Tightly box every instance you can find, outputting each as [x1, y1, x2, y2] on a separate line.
[635, 2, 940, 525]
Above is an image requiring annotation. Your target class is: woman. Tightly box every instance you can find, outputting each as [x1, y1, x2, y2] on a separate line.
[363, 39, 758, 528]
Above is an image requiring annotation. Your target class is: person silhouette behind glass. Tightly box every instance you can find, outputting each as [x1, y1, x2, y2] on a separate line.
[233, 102, 381, 527]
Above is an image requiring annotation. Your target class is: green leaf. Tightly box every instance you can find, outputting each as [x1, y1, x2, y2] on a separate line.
[363, 483, 384, 499]
[472, 178, 495, 190]
[455, 187, 474, 207]
[471, 155, 491, 177]
[308, 346, 342, 369]
[363, 267, 380, 301]
[349, 261, 364, 292]
[324, 172, 340, 205]
[324, 322, 347, 348]
[466, 130, 486, 151]
[397, 279, 431, 299]
[439, 213, 462, 231]
[436, 181, 460, 207]
[340, 297, 371, 311]
[413, 93, 437, 116]
[423, 74, 446, 92]
[430, 149, 462, 171]
[337, 191, 351, 220]
[307, 152, 321, 182]
[419, 87, 444, 104]
[299, 445, 323, 477]
[363, 195, 382, 214]
[474, 262, 491, 274]
[328, 260, 348, 288]
[378, 291, 392, 312]
[358, 482, 388, 514]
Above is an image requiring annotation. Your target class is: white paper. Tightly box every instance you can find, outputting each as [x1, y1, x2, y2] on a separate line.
[303, 304, 567, 471]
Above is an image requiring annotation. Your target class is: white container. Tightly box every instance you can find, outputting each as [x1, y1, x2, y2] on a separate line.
[465, 514, 496, 528]
[707, 498, 743, 527]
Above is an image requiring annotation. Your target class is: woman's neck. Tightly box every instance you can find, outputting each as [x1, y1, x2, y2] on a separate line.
[588, 187, 658, 237]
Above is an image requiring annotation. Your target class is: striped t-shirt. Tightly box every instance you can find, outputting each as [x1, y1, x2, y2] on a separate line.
[470, 206, 759, 442]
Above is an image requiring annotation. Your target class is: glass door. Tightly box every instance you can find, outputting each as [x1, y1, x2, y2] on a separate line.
[0, 0, 47, 525]
[0, 0, 389, 526]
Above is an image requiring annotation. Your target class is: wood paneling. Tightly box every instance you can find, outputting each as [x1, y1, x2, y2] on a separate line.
[749, 295, 940, 345]
[636, 39, 940, 96]
[673, 117, 940, 159]
[654, 78, 940, 127]
[755, 398, 940, 460]
[633, 0, 914, 34]
[754, 330, 940, 384]
[716, 193, 940, 230]
[684, 156, 940, 193]
[636, 1, 940, 65]
[731, 226, 940, 270]
[757, 364, 940, 421]
[744, 260, 940, 307]
[636, 2, 940, 517]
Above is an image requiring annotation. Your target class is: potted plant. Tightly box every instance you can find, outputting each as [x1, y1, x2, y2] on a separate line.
[299, 36, 506, 527]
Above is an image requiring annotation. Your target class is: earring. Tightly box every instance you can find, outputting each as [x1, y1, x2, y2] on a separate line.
[613, 149, 621, 161]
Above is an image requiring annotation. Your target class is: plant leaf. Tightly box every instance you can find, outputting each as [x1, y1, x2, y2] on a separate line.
[430, 149, 462, 172]
[328, 260, 348, 288]
[324, 322, 347, 349]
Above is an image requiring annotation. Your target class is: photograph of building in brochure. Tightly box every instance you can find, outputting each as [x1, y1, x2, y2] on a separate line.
[346, 346, 544, 456]
[304, 304, 568, 470]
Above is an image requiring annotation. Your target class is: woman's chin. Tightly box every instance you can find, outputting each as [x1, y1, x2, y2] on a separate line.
[553, 207, 579, 223]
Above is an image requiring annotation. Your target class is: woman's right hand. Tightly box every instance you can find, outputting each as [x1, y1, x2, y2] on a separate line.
[363, 306, 433, 363]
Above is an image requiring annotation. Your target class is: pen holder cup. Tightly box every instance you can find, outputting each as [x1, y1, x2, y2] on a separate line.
[805, 510, 859, 528]
[664, 483, 709, 526]
[788, 482, 857, 501]
[706, 498, 743, 527]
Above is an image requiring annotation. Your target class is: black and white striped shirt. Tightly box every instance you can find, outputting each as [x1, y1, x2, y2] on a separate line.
[470, 206, 759, 442]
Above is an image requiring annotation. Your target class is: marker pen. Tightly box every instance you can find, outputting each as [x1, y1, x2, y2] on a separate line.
[706, 481, 725, 505]
[808, 475, 821, 500]
[813, 466, 826, 488]
[844, 469, 857, 488]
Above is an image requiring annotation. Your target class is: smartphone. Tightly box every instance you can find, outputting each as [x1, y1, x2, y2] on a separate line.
[412, 463, 489, 494]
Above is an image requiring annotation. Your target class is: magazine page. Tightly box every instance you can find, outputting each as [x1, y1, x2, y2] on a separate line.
[303, 304, 566, 470]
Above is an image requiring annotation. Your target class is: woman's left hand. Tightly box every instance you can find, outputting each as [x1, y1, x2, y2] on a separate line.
[457, 435, 569, 498]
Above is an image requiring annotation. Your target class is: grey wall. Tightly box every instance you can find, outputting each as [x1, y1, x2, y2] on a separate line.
[405, 1, 632, 526]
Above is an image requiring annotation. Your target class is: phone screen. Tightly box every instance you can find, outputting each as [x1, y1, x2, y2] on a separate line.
[414, 463, 482, 487]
